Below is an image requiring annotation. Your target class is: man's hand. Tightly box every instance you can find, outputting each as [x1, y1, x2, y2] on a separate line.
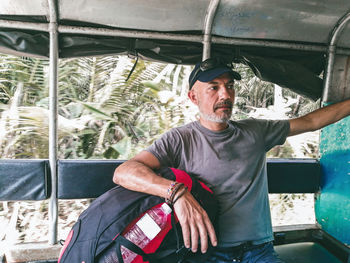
[114, 152, 217, 252]
[173, 191, 217, 253]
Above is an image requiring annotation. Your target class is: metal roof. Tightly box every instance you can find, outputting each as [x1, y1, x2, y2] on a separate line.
[1, 0, 349, 46]
[0, 0, 350, 100]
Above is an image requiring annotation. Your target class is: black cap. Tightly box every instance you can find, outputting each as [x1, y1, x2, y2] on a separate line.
[189, 59, 241, 90]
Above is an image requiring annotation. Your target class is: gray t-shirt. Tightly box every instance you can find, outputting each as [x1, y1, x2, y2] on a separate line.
[146, 118, 290, 247]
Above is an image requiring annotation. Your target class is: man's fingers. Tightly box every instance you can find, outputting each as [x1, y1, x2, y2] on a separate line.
[173, 191, 217, 253]
[180, 220, 191, 249]
[197, 218, 209, 253]
[190, 223, 199, 252]
[204, 214, 217, 247]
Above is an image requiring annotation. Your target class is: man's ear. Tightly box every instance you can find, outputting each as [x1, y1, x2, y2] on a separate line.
[188, 89, 198, 105]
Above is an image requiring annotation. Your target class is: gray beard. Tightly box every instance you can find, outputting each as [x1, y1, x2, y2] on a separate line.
[196, 97, 232, 123]
[199, 111, 231, 123]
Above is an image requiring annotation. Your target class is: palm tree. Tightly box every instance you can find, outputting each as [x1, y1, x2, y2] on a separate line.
[0, 53, 194, 160]
[61, 57, 192, 159]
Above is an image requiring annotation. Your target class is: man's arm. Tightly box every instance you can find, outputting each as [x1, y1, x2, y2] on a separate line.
[113, 151, 169, 197]
[113, 151, 217, 253]
[289, 98, 350, 136]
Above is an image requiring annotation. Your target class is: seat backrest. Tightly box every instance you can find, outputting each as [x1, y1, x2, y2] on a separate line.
[0, 158, 321, 201]
[0, 159, 50, 201]
[267, 158, 321, 193]
[57, 160, 123, 199]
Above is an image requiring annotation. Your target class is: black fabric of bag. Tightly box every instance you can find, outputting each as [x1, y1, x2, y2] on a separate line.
[58, 167, 218, 263]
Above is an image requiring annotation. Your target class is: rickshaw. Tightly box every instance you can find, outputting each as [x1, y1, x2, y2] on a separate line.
[0, 1, 349, 262]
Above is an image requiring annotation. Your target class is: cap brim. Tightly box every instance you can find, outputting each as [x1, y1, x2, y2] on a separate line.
[197, 67, 241, 83]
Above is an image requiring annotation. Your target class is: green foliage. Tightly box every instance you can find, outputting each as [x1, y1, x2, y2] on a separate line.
[234, 64, 274, 115]
[0, 54, 319, 159]
[0, 55, 194, 159]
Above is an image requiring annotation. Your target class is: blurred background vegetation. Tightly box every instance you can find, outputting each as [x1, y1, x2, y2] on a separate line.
[0, 54, 319, 244]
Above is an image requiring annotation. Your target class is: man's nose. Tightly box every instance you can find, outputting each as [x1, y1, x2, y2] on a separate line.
[218, 86, 233, 99]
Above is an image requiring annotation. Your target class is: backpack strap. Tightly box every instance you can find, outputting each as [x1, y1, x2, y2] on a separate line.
[115, 240, 123, 263]
[170, 210, 181, 250]
[115, 235, 161, 263]
[150, 210, 191, 261]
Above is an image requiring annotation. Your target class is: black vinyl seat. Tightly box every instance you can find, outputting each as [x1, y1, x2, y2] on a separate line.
[3, 159, 349, 262]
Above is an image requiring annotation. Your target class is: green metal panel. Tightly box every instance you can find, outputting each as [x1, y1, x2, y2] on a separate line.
[316, 111, 350, 246]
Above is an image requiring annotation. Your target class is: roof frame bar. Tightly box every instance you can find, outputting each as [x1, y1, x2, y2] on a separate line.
[48, 0, 59, 245]
[202, 0, 220, 60]
[2, 19, 350, 56]
[323, 9, 350, 102]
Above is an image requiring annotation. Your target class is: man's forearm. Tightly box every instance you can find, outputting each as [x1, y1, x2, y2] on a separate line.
[289, 98, 350, 136]
[113, 160, 171, 198]
[309, 99, 350, 128]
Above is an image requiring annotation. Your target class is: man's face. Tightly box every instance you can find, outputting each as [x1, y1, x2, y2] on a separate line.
[188, 72, 235, 123]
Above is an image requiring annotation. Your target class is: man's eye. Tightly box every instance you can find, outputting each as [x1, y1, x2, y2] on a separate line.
[209, 86, 218, 90]
[227, 84, 235, 90]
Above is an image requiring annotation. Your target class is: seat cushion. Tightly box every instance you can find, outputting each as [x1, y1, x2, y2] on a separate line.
[275, 242, 342, 263]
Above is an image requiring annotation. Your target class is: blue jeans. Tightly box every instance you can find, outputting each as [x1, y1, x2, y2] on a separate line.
[205, 242, 284, 263]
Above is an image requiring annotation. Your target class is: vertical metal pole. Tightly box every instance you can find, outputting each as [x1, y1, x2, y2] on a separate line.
[48, 0, 58, 245]
[322, 10, 350, 103]
[202, 0, 220, 61]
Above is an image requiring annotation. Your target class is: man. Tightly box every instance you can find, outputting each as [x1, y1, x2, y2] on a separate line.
[114, 58, 350, 262]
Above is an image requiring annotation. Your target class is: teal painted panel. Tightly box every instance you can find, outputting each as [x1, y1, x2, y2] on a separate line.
[316, 114, 350, 246]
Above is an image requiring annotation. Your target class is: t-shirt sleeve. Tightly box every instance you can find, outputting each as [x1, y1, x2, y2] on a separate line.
[145, 129, 182, 168]
[255, 119, 290, 152]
